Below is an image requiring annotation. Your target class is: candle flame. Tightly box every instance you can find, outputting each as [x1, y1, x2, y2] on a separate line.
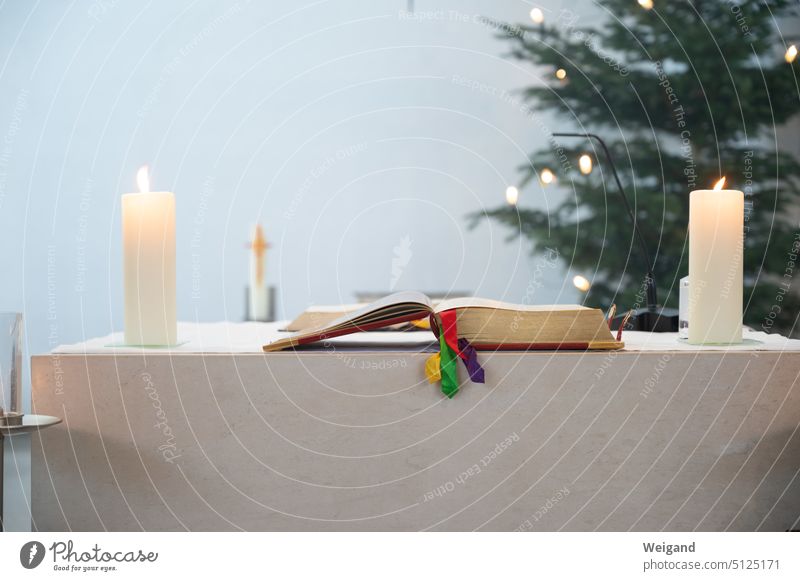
[712, 177, 726, 190]
[786, 44, 797, 63]
[136, 166, 150, 193]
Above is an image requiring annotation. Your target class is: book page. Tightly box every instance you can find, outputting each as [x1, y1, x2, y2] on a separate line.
[302, 303, 367, 313]
[324, 291, 432, 329]
[263, 291, 433, 351]
[434, 297, 588, 313]
[285, 303, 368, 332]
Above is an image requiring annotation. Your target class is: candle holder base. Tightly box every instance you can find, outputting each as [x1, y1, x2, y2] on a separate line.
[245, 286, 276, 323]
[610, 306, 680, 333]
[682, 338, 751, 347]
[1, 414, 61, 531]
[0, 412, 23, 428]
[0, 414, 61, 436]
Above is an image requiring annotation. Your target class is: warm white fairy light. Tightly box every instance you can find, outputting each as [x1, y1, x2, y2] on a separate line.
[529, 8, 544, 24]
[579, 154, 593, 175]
[540, 168, 555, 185]
[638, 0, 654, 9]
[785, 44, 797, 63]
[555, 68, 567, 80]
[505, 186, 519, 206]
[573, 275, 591, 292]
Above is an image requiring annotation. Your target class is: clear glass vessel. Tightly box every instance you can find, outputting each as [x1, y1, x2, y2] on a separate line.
[679, 277, 689, 340]
[0, 313, 23, 426]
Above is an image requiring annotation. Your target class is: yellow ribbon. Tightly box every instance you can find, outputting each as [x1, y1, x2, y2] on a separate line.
[424, 353, 441, 383]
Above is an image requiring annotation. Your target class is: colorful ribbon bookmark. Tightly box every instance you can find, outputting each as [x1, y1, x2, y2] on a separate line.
[424, 352, 441, 383]
[425, 309, 484, 397]
[438, 330, 459, 398]
[457, 338, 485, 384]
[616, 309, 634, 342]
[439, 310, 467, 360]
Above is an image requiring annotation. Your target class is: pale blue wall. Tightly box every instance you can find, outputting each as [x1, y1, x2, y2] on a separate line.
[0, 0, 577, 362]
[0, 0, 581, 529]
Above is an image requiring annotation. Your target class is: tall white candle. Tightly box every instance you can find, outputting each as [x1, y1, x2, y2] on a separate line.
[122, 166, 177, 346]
[248, 224, 270, 321]
[688, 177, 743, 344]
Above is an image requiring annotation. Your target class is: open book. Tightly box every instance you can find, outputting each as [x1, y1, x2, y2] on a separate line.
[263, 291, 623, 352]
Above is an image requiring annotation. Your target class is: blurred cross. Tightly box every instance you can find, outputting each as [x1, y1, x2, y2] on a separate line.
[247, 224, 271, 286]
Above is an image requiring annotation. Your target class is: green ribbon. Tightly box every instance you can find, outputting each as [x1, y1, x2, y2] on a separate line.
[439, 331, 459, 398]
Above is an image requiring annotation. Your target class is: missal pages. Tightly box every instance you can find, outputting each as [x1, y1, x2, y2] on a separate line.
[264, 291, 623, 352]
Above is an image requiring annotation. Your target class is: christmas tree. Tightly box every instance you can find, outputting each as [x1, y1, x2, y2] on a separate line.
[474, 0, 800, 335]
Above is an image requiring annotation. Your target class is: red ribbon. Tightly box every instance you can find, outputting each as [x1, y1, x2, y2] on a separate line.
[437, 309, 485, 391]
[439, 310, 467, 361]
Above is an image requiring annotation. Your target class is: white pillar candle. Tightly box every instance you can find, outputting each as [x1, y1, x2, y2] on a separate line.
[122, 166, 177, 345]
[688, 177, 743, 344]
[248, 224, 270, 321]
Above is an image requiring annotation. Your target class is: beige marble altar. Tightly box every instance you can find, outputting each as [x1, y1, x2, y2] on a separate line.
[29, 324, 800, 531]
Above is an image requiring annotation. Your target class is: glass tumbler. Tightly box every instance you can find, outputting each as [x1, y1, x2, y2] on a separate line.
[0, 313, 23, 427]
[679, 277, 690, 340]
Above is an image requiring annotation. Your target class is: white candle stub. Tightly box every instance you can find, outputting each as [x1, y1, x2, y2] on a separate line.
[122, 166, 177, 346]
[688, 177, 743, 344]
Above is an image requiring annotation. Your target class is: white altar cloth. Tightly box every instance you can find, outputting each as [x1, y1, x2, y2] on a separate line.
[52, 321, 800, 354]
[32, 322, 800, 531]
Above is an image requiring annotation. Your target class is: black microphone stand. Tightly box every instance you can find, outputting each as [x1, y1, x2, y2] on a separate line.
[551, 132, 678, 332]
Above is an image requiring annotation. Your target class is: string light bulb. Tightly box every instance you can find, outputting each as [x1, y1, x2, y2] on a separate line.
[786, 44, 797, 63]
[637, 0, 654, 9]
[505, 186, 519, 206]
[573, 275, 591, 292]
[529, 8, 544, 24]
[579, 154, 593, 175]
[540, 168, 555, 185]
[555, 68, 567, 80]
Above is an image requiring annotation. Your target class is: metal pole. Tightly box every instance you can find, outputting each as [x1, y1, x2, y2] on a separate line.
[552, 132, 659, 309]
